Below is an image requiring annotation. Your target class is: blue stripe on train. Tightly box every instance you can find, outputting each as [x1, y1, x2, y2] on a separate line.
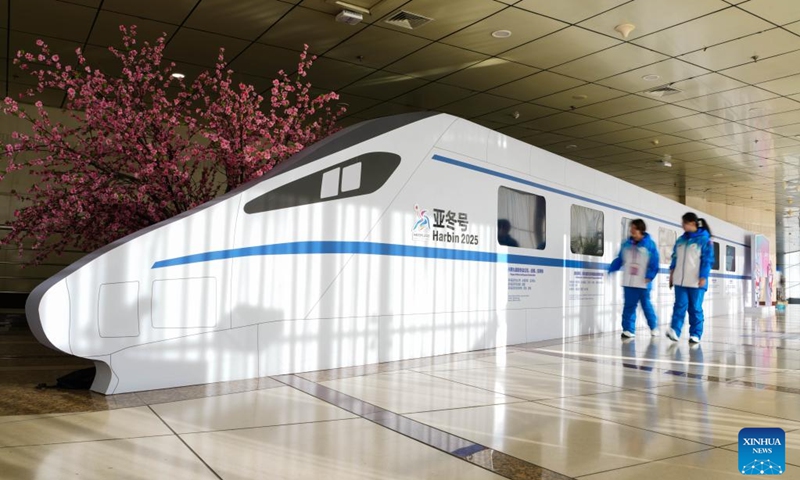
[152, 240, 750, 280]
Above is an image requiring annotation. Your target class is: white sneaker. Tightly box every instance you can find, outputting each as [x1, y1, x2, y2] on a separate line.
[666, 328, 679, 342]
[621, 330, 635, 338]
[689, 336, 700, 344]
[650, 328, 659, 337]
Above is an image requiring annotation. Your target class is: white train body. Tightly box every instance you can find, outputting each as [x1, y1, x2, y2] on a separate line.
[26, 113, 752, 394]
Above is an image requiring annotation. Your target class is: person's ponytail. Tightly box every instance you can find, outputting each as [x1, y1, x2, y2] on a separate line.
[697, 218, 712, 237]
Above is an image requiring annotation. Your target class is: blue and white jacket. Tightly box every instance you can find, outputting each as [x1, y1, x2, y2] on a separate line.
[670, 228, 713, 290]
[609, 232, 660, 289]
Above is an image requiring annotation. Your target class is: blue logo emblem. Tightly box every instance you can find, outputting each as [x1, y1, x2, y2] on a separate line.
[739, 428, 785, 475]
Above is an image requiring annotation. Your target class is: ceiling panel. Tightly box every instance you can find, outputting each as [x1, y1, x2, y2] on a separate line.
[675, 85, 779, 112]
[567, 144, 635, 159]
[165, 29, 250, 67]
[760, 74, 800, 97]
[632, 7, 773, 56]
[477, 102, 560, 125]
[488, 71, 583, 101]
[185, 0, 292, 40]
[674, 122, 754, 141]
[341, 70, 428, 100]
[578, 0, 728, 41]
[500, 27, 620, 69]
[437, 93, 518, 118]
[258, 6, 367, 53]
[393, 82, 473, 109]
[12, 0, 95, 42]
[710, 97, 800, 122]
[384, 42, 486, 80]
[438, 59, 538, 92]
[377, 0, 505, 40]
[302, 56, 375, 90]
[660, 74, 745, 104]
[524, 132, 578, 146]
[521, 112, 595, 131]
[598, 58, 710, 94]
[576, 95, 665, 119]
[513, 0, 629, 24]
[679, 28, 800, 72]
[102, 0, 197, 24]
[646, 113, 727, 134]
[552, 43, 668, 82]
[738, 0, 800, 25]
[88, 11, 178, 48]
[330, 92, 381, 116]
[554, 120, 630, 138]
[745, 110, 800, 130]
[228, 43, 300, 77]
[611, 104, 697, 126]
[441, 6, 566, 56]
[534, 83, 626, 110]
[357, 101, 422, 118]
[721, 49, 800, 85]
[325, 26, 431, 69]
[588, 127, 660, 145]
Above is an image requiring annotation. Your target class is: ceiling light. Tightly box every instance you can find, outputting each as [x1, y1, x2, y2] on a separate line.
[614, 23, 636, 39]
[170, 72, 185, 79]
[492, 30, 512, 38]
[642, 74, 660, 81]
[572, 94, 588, 100]
[662, 154, 672, 167]
[566, 144, 578, 149]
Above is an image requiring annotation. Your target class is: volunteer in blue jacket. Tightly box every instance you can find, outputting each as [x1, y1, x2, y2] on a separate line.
[667, 212, 714, 344]
[609, 219, 660, 338]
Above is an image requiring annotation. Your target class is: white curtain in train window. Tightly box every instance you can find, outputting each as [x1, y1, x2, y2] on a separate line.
[659, 227, 676, 264]
[497, 187, 546, 249]
[570, 205, 603, 256]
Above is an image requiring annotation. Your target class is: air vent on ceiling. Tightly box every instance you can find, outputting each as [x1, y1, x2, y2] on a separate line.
[645, 85, 682, 97]
[384, 11, 433, 30]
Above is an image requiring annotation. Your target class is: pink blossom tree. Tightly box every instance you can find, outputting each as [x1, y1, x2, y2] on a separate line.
[0, 26, 345, 264]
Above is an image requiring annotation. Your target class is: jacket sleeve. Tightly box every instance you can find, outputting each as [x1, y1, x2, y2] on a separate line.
[669, 242, 677, 271]
[699, 240, 714, 280]
[646, 239, 660, 280]
[609, 245, 623, 273]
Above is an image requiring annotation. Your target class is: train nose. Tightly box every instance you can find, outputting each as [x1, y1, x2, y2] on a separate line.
[26, 278, 72, 354]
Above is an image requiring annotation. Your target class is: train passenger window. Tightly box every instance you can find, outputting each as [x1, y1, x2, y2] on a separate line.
[726, 245, 736, 272]
[570, 205, 604, 256]
[497, 187, 546, 250]
[341, 163, 362, 192]
[320, 168, 340, 199]
[243, 152, 401, 214]
[712, 241, 720, 270]
[621, 217, 632, 240]
[659, 228, 676, 264]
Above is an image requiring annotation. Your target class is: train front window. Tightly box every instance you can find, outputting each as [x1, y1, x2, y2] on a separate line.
[243, 152, 400, 214]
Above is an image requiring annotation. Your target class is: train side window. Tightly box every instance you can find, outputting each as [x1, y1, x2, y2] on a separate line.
[712, 241, 720, 270]
[659, 227, 676, 264]
[244, 152, 400, 214]
[320, 168, 340, 199]
[726, 245, 736, 272]
[497, 187, 546, 250]
[570, 205, 604, 256]
[341, 162, 362, 192]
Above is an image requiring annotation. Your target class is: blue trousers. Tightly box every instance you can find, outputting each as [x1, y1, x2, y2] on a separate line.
[622, 287, 657, 333]
[671, 286, 705, 338]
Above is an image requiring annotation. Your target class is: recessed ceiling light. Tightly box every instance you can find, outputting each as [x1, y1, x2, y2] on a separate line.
[642, 74, 660, 81]
[170, 72, 186, 79]
[492, 30, 512, 38]
[572, 94, 588, 100]
[566, 144, 578, 149]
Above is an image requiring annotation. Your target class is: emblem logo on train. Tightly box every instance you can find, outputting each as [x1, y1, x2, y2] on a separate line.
[412, 204, 432, 241]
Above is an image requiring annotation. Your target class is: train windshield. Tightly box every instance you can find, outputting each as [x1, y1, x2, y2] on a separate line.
[243, 152, 401, 214]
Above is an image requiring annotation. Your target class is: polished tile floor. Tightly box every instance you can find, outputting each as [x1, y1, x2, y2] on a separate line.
[2, 308, 800, 479]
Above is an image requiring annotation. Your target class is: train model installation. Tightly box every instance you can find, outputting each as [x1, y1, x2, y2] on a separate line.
[25, 112, 752, 394]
